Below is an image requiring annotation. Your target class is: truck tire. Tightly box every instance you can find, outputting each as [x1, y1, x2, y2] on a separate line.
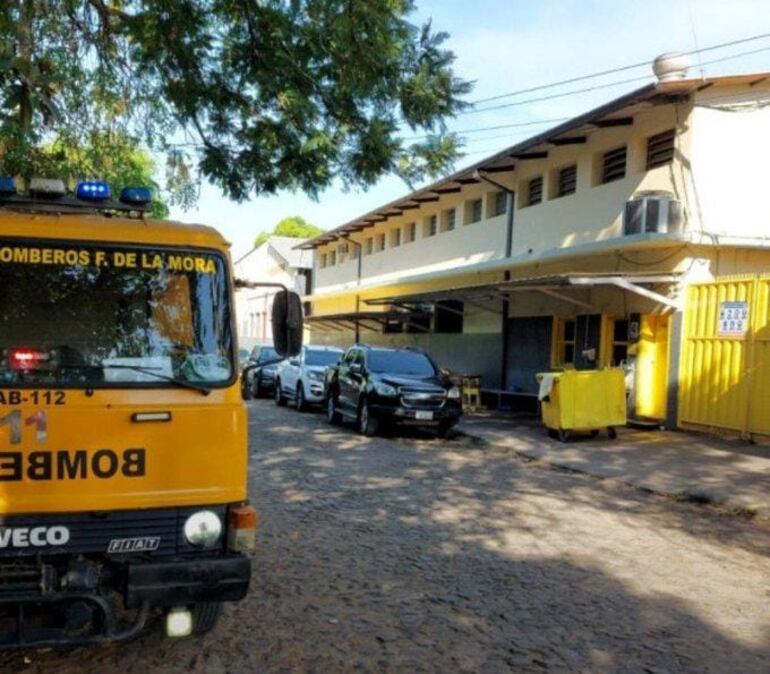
[192, 602, 222, 635]
[326, 392, 342, 424]
[437, 421, 456, 439]
[357, 399, 380, 437]
[274, 380, 287, 406]
[296, 384, 308, 412]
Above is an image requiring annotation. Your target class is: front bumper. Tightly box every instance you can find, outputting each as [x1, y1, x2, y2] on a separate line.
[305, 379, 326, 401]
[126, 554, 251, 607]
[371, 403, 462, 424]
[0, 552, 250, 649]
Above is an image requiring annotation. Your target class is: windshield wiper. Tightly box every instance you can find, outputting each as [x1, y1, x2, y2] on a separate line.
[59, 364, 211, 395]
[101, 364, 212, 395]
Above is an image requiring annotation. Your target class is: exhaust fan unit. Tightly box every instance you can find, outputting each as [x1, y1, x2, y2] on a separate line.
[624, 192, 682, 235]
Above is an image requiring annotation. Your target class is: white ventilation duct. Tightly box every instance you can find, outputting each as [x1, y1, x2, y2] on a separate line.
[652, 52, 691, 82]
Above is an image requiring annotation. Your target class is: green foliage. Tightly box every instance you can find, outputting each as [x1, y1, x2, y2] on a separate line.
[27, 131, 170, 218]
[255, 216, 323, 248]
[0, 1, 471, 207]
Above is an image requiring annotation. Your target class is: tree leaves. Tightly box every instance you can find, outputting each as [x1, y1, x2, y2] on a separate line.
[0, 1, 471, 206]
[254, 215, 323, 247]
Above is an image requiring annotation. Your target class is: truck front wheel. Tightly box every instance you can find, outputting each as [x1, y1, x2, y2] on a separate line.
[192, 602, 222, 635]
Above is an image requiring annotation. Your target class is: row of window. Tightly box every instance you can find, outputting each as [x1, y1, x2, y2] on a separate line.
[551, 315, 633, 368]
[522, 128, 675, 207]
[318, 191, 508, 267]
[318, 128, 677, 267]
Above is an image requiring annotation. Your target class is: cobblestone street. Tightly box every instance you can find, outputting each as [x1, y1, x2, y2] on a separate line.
[7, 400, 770, 673]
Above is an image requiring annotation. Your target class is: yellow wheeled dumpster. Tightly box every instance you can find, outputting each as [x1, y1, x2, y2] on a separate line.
[536, 369, 626, 441]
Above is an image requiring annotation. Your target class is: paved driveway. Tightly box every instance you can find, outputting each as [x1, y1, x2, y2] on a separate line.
[7, 400, 770, 673]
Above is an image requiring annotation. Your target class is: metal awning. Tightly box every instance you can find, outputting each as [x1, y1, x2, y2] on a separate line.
[305, 310, 432, 333]
[365, 272, 682, 312]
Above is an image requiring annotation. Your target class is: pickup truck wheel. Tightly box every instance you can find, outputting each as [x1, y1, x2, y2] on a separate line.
[252, 377, 262, 398]
[437, 421, 456, 439]
[274, 380, 286, 406]
[358, 399, 380, 437]
[326, 392, 342, 424]
[296, 384, 307, 412]
[191, 602, 222, 635]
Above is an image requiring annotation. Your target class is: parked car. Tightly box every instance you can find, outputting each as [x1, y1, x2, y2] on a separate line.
[274, 345, 345, 411]
[242, 345, 283, 399]
[324, 344, 462, 437]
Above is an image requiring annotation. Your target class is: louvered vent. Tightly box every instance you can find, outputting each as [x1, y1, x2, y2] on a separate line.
[602, 146, 627, 183]
[646, 129, 676, 169]
[527, 176, 543, 205]
[557, 165, 577, 197]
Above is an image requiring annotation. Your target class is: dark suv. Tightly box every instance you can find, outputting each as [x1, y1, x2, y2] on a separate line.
[241, 345, 282, 399]
[324, 344, 462, 437]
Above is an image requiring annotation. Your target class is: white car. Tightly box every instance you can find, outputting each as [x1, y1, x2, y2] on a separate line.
[274, 345, 345, 411]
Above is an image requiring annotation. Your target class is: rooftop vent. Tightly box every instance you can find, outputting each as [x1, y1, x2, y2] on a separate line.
[652, 52, 691, 82]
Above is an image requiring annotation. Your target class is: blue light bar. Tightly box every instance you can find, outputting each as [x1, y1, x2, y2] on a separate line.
[120, 186, 152, 206]
[76, 180, 111, 201]
[0, 176, 16, 195]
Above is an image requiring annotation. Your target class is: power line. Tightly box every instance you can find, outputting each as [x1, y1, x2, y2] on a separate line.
[459, 44, 770, 116]
[462, 74, 654, 115]
[402, 117, 569, 142]
[470, 30, 770, 105]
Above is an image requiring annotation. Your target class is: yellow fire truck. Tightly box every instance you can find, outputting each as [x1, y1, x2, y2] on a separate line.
[0, 177, 302, 648]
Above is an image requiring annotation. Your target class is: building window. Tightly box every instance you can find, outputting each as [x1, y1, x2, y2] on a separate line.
[493, 191, 507, 216]
[319, 252, 327, 269]
[328, 250, 336, 266]
[464, 198, 482, 224]
[405, 222, 417, 243]
[609, 318, 629, 366]
[556, 165, 577, 197]
[526, 176, 543, 206]
[435, 300, 464, 333]
[364, 237, 373, 255]
[350, 244, 360, 259]
[424, 214, 437, 237]
[440, 208, 456, 232]
[552, 317, 576, 367]
[646, 128, 675, 170]
[390, 228, 401, 247]
[377, 233, 386, 251]
[601, 146, 627, 183]
[337, 243, 347, 264]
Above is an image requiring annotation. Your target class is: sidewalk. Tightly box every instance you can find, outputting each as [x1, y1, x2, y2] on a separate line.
[459, 413, 770, 518]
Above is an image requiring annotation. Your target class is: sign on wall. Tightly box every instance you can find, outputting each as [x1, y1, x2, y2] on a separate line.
[718, 301, 749, 338]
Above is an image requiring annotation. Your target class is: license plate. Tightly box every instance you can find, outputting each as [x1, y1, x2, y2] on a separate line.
[415, 410, 434, 420]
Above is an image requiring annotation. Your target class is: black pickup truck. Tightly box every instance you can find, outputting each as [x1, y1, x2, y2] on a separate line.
[324, 344, 462, 437]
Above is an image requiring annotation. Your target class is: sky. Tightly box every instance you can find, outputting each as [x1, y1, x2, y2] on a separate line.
[168, 0, 770, 259]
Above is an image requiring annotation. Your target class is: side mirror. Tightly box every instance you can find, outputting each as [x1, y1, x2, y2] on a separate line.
[349, 363, 363, 375]
[272, 290, 303, 358]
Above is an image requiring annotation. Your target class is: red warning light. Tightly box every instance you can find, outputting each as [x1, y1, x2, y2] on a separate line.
[9, 348, 47, 371]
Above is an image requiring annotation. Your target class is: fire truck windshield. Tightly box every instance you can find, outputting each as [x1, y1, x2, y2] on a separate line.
[0, 240, 234, 388]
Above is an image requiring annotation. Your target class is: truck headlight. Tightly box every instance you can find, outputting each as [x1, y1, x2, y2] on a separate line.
[447, 386, 461, 399]
[374, 381, 398, 397]
[308, 370, 324, 381]
[184, 510, 222, 548]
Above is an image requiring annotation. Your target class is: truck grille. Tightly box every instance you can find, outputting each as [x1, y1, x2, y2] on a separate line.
[0, 506, 226, 558]
[400, 389, 446, 410]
